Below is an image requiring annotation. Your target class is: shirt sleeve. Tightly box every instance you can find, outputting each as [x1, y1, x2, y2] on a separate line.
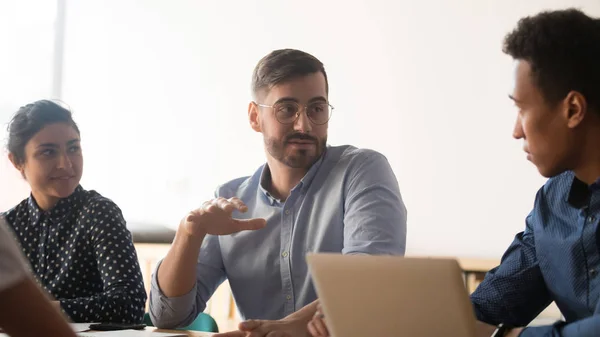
[57, 199, 147, 323]
[342, 150, 407, 255]
[149, 188, 227, 329]
[471, 189, 553, 327]
[0, 217, 30, 292]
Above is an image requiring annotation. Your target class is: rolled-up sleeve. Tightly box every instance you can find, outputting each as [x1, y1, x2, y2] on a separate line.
[342, 151, 407, 255]
[149, 234, 226, 328]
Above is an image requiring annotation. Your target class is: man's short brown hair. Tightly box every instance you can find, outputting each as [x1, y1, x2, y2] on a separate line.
[251, 49, 329, 99]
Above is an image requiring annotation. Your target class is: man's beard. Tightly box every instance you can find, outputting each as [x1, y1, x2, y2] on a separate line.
[264, 132, 327, 169]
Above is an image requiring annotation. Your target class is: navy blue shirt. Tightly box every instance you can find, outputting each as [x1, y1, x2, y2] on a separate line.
[2, 186, 147, 323]
[471, 171, 600, 337]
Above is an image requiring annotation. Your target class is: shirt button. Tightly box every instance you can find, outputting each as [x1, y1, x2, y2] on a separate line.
[286, 295, 292, 300]
[282, 251, 289, 258]
[285, 210, 290, 215]
[591, 269, 598, 277]
[588, 216, 596, 223]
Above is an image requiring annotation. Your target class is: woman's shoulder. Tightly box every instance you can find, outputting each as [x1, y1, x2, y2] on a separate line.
[76, 189, 133, 242]
[80, 189, 119, 207]
[1, 197, 32, 226]
[78, 188, 125, 221]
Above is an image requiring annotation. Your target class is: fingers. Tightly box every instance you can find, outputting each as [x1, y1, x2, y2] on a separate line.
[245, 330, 268, 337]
[203, 197, 248, 213]
[307, 321, 320, 337]
[184, 197, 265, 236]
[233, 218, 267, 231]
[208, 198, 234, 213]
[228, 197, 248, 212]
[308, 319, 329, 337]
[309, 307, 329, 337]
[202, 200, 212, 209]
[312, 317, 329, 337]
[239, 320, 288, 337]
[239, 320, 262, 331]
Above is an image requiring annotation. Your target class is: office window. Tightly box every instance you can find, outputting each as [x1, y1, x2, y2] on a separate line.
[0, 0, 58, 210]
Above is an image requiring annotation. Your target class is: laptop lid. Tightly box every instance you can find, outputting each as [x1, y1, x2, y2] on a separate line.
[306, 254, 477, 337]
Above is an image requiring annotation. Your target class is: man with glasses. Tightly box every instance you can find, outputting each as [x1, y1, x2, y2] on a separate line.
[149, 49, 407, 335]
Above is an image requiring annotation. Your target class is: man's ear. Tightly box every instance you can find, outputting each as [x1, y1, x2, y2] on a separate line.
[248, 101, 262, 133]
[564, 91, 587, 129]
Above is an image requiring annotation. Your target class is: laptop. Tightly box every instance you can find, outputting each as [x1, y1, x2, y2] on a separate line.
[306, 254, 477, 337]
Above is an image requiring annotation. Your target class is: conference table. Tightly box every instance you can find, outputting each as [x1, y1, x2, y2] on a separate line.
[72, 257, 501, 337]
[455, 257, 500, 293]
[79, 328, 215, 336]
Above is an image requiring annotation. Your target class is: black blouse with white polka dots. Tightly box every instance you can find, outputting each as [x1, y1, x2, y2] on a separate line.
[2, 186, 147, 323]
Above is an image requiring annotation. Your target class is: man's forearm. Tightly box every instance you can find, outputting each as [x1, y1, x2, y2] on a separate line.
[157, 229, 205, 297]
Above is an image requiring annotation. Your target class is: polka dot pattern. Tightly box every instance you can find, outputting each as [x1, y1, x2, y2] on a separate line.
[2, 186, 147, 323]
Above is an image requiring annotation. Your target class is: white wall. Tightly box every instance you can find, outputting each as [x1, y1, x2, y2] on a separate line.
[0, 0, 57, 209]
[3, 0, 599, 259]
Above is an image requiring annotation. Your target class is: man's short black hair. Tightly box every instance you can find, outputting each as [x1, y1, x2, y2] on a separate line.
[503, 8, 600, 113]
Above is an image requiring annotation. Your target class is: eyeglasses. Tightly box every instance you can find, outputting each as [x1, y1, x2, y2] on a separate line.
[256, 101, 334, 125]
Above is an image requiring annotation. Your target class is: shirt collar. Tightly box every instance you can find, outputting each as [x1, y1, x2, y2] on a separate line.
[258, 148, 328, 204]
[259, 166, 280, 205]
[27, 185, 85, 223]
[298, 150, 326, 192]
[567, 175, 600, 208]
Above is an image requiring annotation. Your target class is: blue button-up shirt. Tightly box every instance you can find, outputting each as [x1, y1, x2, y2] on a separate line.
[471, 171, 600, 337]
[149, 145, 407, 328]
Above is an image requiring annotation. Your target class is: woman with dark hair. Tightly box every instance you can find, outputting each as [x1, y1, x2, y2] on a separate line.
[1, 100, 147, 323]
